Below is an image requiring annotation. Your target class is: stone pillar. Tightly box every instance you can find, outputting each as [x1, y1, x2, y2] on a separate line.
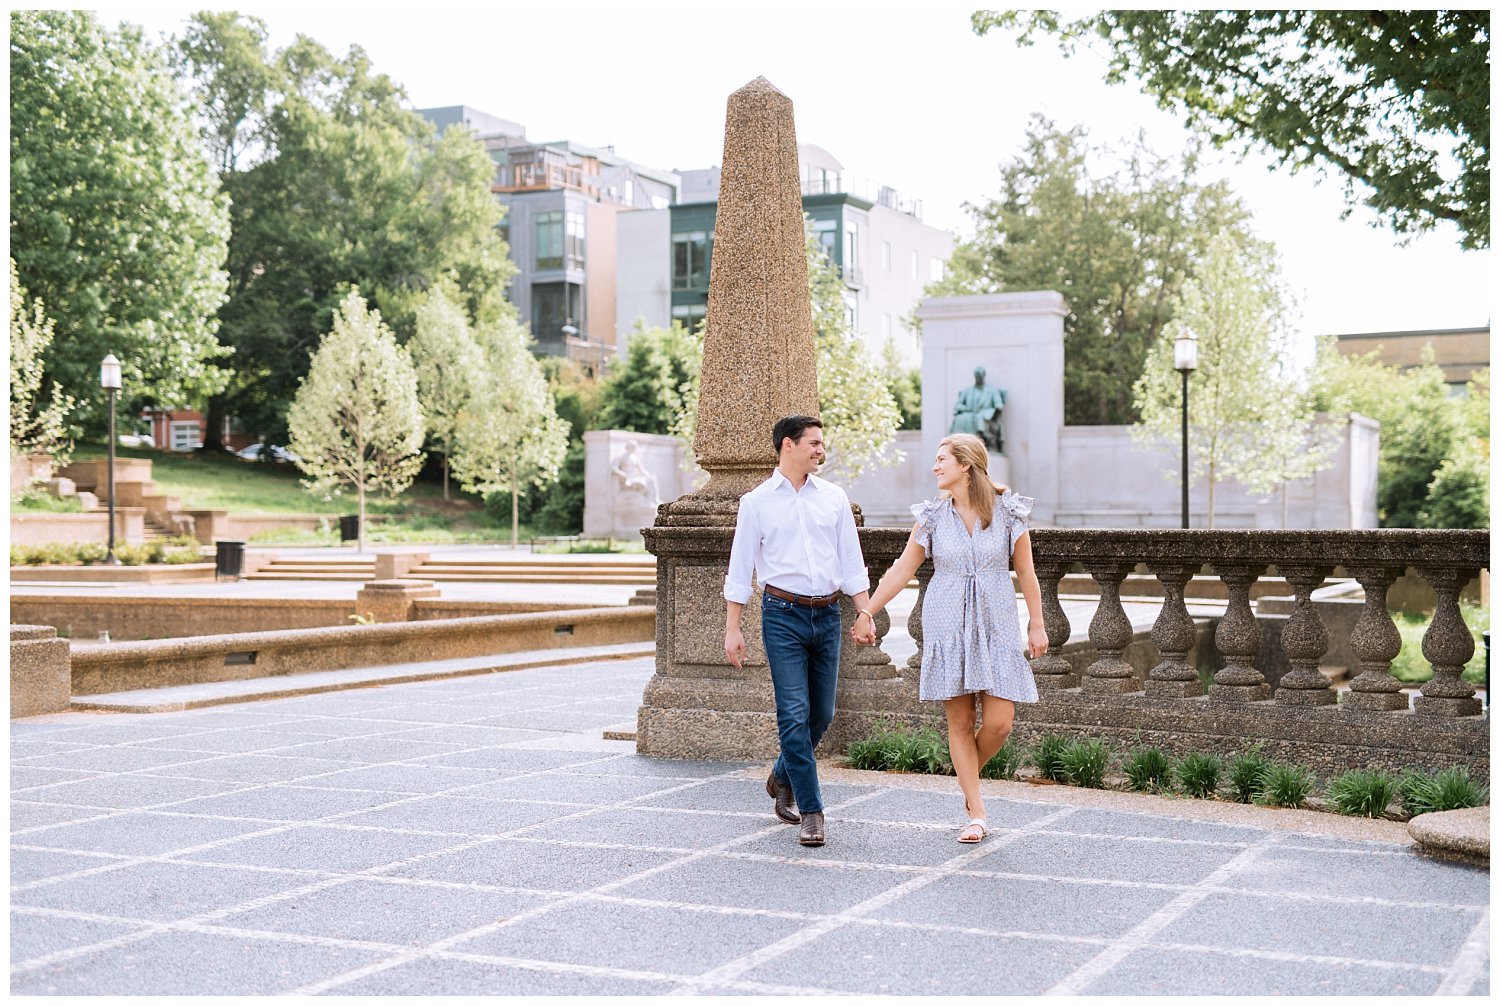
[637, 80, 921, 759]
[1030, 557, 1076, 689]
[1414, 566, 1483, 717]
[11, 625, 70, 717]
[1145, 561, 1202, 698]
[354, 579, 440, 624]
[1209, 562, 1270, 702]
[1343, 565, 1409, 712]
[1273, 564, 1336, 706]
[1082, 561, 1136, 694]
[374, 551, 429, 581]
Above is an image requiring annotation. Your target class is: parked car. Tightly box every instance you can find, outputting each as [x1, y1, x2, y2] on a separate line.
[117, 433, 155, 448]
[235, 443, 299, 463]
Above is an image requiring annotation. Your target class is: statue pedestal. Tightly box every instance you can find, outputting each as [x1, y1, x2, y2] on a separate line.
[990, 452, 1010, 489]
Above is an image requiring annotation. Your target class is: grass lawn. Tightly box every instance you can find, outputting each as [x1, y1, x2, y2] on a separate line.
[70, 443, 483, 516]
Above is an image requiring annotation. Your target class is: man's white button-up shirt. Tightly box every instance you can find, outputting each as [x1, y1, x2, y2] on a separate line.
[723, 468, 870, 605]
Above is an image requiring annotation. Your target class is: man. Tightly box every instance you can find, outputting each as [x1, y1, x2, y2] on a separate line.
[724, 415, 871, 847]
[949, 365, 1006, 453]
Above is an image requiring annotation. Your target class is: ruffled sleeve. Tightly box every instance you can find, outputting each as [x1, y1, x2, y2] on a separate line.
[998, 491, 1034, 556]
[909, 498, 943, 555]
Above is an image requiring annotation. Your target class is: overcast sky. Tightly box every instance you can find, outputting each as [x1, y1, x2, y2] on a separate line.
[101, 1, 1493, 352]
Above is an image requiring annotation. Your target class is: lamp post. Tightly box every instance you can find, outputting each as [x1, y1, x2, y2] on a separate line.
[99, 354, 123, 564]
[1173, 330, 1198, 529]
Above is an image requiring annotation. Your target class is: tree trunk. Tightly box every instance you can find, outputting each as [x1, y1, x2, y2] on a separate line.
[357, 482, 366, 553]
[442, 455, 450, 501]
[201, 394, 227, 453]
[1207, 459, 1217, 529]
[510, 456, 520, 549]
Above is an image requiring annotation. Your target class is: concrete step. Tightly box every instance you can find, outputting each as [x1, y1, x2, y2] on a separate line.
[70, 641, 656, 713]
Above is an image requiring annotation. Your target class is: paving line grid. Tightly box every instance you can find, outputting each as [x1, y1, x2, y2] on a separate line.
[9, 656, 1490, 996]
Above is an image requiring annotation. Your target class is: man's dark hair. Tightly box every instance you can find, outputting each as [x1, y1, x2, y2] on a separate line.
[773, 415, 823, 454]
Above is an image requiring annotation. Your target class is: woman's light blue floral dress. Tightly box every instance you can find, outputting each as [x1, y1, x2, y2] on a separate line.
[910, 492, 1038, 703]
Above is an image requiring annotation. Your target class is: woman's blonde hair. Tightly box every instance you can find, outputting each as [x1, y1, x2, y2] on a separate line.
[940, 434, 1009, 530]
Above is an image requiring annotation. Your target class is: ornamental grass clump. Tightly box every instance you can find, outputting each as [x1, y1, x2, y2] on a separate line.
[1229, 750, 1273, 803]
[847, 724, 908, 772]
[979, 741, 1024, 780]
[1031, 735, 1070, 782]
[1255, 762, 1316, 809]
[1327, 769, 1401, 818]
[1060, 738, 1111, 789]
[1122, 747, 1171, 792]
[1400, 767, 1489, 817]
[1175, 753, 1223, 799]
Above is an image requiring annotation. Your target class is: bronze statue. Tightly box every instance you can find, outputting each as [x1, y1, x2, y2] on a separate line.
[949, 366, 1006, 453]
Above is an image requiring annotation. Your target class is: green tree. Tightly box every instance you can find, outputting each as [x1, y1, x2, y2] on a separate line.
[173, 14, 514, 445]
[9, 261, 75, 466]
[408, 285, 485, 500]
[931, 117, 1254, 425]
[881, 339, 922, 431]
[1313, 344, 1470, 527]
[524, 358, 604, 534]
[450, 317, 570, 547]
[976, 10, 1490, 249]
[1132, 232, 1326, 527]
[1419, 440, 1489, 529]
[598, 320, 702, 435]
[286, 290, 426, 552]
[10, 10, 231, 429]
[806, 227, 903, 479]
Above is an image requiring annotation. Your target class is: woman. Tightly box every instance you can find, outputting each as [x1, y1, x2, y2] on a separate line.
[851, 433, 1047, 843]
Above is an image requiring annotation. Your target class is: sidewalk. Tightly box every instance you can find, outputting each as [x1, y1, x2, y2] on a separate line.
[10, 656, 1489, 995]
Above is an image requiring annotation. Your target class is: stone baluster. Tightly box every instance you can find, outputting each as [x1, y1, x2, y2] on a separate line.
[1413, 566, 1482, 717]
[1342, 565, 1408, 712]
[1030, 557, 1076, 689]
[1144, 561, 1203, 698]
[846, 552, 897, 679]
[1273, 564, 1336, 706]
[903, 558, 934, 683]
[1082, 561, 1136, 694]
[1208, 562, 1270, 702]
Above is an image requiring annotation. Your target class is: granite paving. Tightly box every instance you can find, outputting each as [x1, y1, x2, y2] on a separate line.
[10, 656, 1490, 996]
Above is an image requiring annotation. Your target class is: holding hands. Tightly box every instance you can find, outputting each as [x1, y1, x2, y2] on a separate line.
[850, 609, 878, 646]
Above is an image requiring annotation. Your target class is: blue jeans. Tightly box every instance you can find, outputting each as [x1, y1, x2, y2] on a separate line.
[761, 595, 841, 815]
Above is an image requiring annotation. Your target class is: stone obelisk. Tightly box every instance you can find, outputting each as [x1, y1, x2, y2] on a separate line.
[637, 78, 918, 759]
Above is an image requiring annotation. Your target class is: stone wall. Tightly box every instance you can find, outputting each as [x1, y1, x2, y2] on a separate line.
[10, 625, 71, 717]
[10, 509, 147, 547]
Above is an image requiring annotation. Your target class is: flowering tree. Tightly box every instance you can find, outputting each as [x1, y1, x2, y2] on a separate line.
[409, 285, 485, 499]
[9, 261, 75, 467]
[1132, 232, 1330, 526]
[448, 315, 570, 546]
[287, 289, 425, 550]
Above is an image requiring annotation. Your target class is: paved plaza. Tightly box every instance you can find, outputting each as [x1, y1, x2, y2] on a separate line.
[10, 654, 1489, 996]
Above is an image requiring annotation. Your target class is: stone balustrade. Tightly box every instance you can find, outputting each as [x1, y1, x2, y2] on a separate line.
[858, 526, 1489, 780]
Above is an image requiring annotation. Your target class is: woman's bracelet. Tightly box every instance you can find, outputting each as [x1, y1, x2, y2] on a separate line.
[857, 608, 874, 621]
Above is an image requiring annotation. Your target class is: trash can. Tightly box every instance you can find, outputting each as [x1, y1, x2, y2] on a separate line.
[339, 514, 360, 543]
[215, 540, 245, 581]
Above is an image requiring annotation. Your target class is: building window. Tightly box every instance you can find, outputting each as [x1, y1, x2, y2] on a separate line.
[843, 220, 859, 281]
[930, 258, 945, 283]
[671, 303, 707, 330]
[532, 282, 581, 343]
[566, 210, 585, 269]
[811, 218, 837, 262]
[535, 211, 563, 269]
[910, 251, 919, 280]
[673, 230, 710, 290]
[169, 420, 200, 452]
[882, 241, 892, 272]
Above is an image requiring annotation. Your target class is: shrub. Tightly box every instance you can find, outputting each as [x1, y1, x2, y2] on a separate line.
[1030, 734, 1069, 782]
[76, 543, 107, 564]
[848, 724, 906, 772]
[9, 545, 25, 566]
[1327, 769, 1400, 818]
[1060, 738, 1111, 789]
[979, 742, 1024, 780]
[1400, 767, 1489, 817]
[1176, 753, 1223, 799]
[115, 544, 149, 566]
[893, 725, 952, 775]
[162, 547, 202, 565]
[1255, 762, 1316, 808]
[1122, 747, 1171, 792]
[1229, 750, 1273, 803]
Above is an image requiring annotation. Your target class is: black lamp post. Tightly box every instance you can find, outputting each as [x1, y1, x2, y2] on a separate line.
[100, 354, 122, 565]
[1173, 330, 1198, 529]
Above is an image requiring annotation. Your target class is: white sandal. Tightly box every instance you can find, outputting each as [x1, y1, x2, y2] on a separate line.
[958, 818, 988, 843]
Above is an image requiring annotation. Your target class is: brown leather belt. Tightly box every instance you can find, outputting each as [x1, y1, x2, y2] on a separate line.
[764, 584, 840, 608]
